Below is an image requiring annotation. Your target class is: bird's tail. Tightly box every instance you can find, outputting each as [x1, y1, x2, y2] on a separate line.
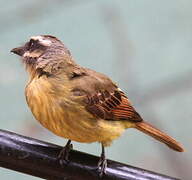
[135, 121, 184, 152]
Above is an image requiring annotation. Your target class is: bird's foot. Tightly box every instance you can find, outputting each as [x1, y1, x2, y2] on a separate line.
[58, 140, 73, 166]
[97, 153, 107, 177]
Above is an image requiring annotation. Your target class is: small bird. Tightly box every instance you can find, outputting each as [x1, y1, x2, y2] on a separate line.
[11, 35, 184, 176]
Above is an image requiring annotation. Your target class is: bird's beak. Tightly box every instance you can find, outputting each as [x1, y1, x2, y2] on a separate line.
[11, 46, 25, 56]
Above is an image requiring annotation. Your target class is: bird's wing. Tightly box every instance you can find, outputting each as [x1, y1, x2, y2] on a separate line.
[84, 88, 142, 122]
[69, 67, 142, 122]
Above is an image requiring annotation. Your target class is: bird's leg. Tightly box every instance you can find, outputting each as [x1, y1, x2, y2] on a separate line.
[58, 140, 73, 165]
[97, 144, 107, 177]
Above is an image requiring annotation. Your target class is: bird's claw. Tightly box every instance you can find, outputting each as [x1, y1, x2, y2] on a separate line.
[97, 155, 107, 177]
[58, 141, 73, 166]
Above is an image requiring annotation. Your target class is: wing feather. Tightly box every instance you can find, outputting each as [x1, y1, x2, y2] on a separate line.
[85, 89, 142, 122]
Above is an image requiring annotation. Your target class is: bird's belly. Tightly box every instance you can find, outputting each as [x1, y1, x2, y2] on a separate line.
[32, 100, 128, 145]
[49, 109, 125, 142]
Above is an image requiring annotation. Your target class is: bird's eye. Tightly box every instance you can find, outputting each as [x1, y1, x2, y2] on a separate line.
[29, 39, 37, 50]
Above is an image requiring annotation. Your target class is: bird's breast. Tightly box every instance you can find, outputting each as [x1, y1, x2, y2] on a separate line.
[25, 77, 71, 134]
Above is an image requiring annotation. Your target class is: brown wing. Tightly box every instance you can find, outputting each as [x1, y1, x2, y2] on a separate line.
[85, 89, 142, 122]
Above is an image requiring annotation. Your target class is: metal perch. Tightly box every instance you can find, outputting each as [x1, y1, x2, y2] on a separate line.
[0, 129, 180, 180]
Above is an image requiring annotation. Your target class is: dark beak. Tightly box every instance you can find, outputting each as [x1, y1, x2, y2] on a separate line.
[11, 47, 25, 56]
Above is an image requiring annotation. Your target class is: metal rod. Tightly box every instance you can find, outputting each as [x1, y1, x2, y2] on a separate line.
[0, 129, 180, 180]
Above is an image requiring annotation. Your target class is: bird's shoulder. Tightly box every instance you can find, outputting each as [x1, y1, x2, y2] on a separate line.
[69, 67, 118, 96]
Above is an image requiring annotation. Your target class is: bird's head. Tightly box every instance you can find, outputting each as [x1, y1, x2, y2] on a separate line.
[11, 35, 72, 76]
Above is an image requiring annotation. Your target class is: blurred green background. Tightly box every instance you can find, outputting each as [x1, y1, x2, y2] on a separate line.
[0, 0, 191, 179]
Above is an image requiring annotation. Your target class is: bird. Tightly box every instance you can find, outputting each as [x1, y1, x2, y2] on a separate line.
[11, 35, 184, 176]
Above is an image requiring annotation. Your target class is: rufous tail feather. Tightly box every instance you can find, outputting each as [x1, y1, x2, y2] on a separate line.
[135, 121, 184, 152]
